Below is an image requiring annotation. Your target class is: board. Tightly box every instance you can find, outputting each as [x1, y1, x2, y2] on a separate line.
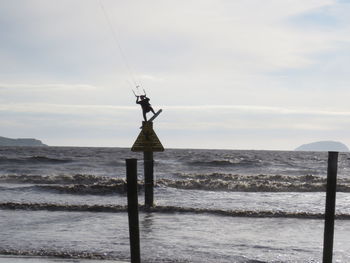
[148, 109, 162, 122]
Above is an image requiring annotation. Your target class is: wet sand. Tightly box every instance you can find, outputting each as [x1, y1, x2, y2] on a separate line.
[0, 256, 128, 263]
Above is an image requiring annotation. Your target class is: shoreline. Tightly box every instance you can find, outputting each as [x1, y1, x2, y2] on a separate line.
[0, 255, 128, 263]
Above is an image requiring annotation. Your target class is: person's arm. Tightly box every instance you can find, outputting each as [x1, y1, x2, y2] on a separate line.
[136, 96, 140, 104]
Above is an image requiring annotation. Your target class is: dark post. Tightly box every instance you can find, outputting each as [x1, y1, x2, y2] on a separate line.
[126, 159, 141, 263]
[131, 120, 164, 208]
[144, 151, 154, 208]
[323, 151, 338, 263]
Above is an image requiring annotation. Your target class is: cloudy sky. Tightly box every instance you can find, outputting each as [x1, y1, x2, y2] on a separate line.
[1, 0, 350, 150]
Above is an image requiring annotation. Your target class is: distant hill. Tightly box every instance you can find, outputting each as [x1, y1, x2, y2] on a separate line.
[0, 136, 47, 147]
[295, 141, 349, 152]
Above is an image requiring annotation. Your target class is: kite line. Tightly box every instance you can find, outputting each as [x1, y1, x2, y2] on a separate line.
[98, 0, 140, 89]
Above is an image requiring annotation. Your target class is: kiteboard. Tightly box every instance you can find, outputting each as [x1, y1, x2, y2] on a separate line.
[148, 109, 163, 121]
[148, 109, 162, 122]
[140, 109, 162, 128]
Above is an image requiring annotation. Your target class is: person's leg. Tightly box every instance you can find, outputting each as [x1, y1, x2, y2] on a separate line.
[142, 110, 147, 121]
[150, 107, 156, 114]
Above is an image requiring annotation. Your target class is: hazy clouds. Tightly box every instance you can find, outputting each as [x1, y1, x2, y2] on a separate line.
[0, 0, 350, 149]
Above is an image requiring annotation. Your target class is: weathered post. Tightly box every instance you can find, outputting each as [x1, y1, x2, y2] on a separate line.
[144, 151, 154, 207]
[323, 151, 338, 263]
[131, 121, 164, 208]
[126, 159, 141, 263]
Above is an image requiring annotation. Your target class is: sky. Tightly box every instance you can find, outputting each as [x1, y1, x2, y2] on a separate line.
[1, 0, 350, 150]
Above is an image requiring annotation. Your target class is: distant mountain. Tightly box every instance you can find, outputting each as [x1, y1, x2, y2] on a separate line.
[0, 136, 47, 147]
[295, 141, 349, 152]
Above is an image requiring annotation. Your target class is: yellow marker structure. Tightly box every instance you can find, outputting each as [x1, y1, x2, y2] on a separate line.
[131, 122, 164, 152]
[131, 121, 164, 208]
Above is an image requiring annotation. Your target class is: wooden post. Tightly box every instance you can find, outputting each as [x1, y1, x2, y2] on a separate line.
[144, 151, 154, 208]
[126, 159, 141, 263]
[131, 120, 164, 208]
[323, 151, 338, 263]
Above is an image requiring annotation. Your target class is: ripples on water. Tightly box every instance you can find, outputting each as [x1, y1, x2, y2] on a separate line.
[0, 147, 349, 262]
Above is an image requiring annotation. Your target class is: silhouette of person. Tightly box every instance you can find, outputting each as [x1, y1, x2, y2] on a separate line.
[136, 95, 156, 121]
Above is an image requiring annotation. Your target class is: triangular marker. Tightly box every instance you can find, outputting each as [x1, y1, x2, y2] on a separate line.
[132, 122, 164, 152]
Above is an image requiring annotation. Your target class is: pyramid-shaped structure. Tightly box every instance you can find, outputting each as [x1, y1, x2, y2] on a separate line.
[131, 122, 164, 152]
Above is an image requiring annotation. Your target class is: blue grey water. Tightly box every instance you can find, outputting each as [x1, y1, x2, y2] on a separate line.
[0, 147, 350, 262]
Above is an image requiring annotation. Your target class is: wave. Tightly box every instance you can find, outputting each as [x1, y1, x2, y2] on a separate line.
[162, 173, 350, 192]
[178, 173, 324, 182]
[0, 182, 132, 195]
[0, 173, 145, 195]
[188, 159, 263, 167]
[0, 174, 130, 195]
[37, 182, 129, 195]
[2, 173, 350, 194]
[0, 174, 117, 185]
[0, 248, 265, 263]
[0, 202, 127, 213]
[0, 156, 72, 165]
[0, 248, 190, 262]
[0, 248, 117, 260]
[1, 202, 350, 220]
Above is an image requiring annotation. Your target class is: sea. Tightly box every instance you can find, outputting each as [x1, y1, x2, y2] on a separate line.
[0, 146, 350, 263]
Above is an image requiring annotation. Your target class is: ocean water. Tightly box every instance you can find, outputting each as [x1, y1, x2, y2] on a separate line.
[0, 146, 350, 262]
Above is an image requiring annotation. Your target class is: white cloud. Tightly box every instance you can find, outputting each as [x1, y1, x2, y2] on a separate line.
[1, 0, 350, 149]
[0, 83, 98, 91]
[6, 103, 130, 111]
[0, 0, 340, 79]
[162, 105, 350, 116]
[3, 102, 350, 117]
[98, 0, 337, 72]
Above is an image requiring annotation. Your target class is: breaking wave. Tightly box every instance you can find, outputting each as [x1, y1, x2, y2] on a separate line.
[188, 159, 264, 167]
[36, 182, 128, 195]
[0, 174, 148, 195]
[2, 173, 350, 194]
[1, 202, 350, 220]
[0, 174, 117, 185]
[0, 248, 190, 262]
[158, 173, 350, 192]
[0, 174, 129, 195]
[0, 248, 117, 260]
[0, 202, 127, 213]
